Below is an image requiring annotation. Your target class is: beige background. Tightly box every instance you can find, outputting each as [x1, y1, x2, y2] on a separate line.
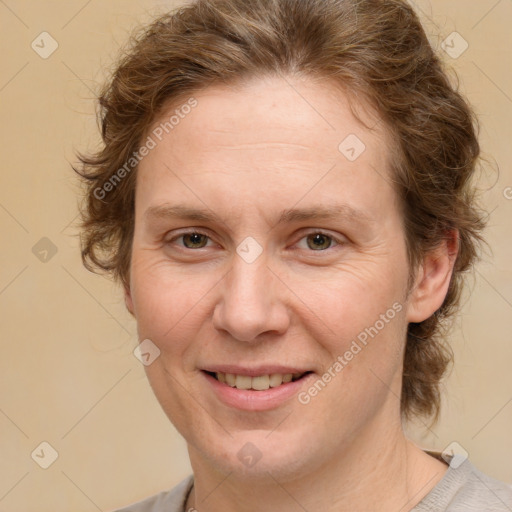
[0, 0, 511, 510]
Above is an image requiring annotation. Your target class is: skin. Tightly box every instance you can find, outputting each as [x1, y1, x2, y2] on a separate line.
[125, 74, 458, 511]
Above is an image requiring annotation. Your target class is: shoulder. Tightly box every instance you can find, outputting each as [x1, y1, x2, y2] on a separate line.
[111, 474, 194, 512]
[413, 453, 512, 512]
[453, 463, 512, 511]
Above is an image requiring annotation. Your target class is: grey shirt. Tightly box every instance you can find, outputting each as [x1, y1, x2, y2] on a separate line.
[114, 451, 512, 511]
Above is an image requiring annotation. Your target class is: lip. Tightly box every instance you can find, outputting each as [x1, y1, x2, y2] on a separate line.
[200, 365, 311, 377]
[200, 369, 315, 411]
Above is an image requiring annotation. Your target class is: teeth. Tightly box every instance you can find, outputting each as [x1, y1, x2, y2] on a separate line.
[213, 372, 305, 391]
[235, 375, 252, 390]
[252, 375, 269, 390]
[225, 373, 236, 386]
[269, 373, 283, 388]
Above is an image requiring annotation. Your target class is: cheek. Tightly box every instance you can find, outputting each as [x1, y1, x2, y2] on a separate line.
[294, 261, 405, 333]
[129, 251, 218, 348]
[309, 297, 407, 423]
[289, 253, 408, 384]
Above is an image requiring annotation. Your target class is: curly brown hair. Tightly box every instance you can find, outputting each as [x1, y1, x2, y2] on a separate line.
[75, 0, 487, 425]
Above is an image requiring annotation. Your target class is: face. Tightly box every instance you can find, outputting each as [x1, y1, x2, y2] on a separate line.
[127, 74, 417, 482]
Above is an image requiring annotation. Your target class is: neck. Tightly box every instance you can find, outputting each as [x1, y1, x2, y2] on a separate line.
[185, 416, 448, 512]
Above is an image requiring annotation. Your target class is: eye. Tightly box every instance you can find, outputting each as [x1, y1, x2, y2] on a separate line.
[296, 231, 342, 251]
[166, 230, 213, 249]
[165, 230, 344, 252]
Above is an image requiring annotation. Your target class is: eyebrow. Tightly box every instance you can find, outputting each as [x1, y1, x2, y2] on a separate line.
[144, 203, 373, 227]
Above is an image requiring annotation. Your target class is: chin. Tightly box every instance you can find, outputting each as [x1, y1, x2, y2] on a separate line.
[189, 428, 324, 483]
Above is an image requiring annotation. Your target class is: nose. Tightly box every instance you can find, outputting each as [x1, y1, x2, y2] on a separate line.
[212, 252, 291, 343]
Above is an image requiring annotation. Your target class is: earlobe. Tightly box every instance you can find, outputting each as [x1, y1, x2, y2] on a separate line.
[406, 229, 459, 323]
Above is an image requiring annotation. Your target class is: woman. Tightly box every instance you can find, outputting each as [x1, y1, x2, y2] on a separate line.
[76, 0, 512, 510]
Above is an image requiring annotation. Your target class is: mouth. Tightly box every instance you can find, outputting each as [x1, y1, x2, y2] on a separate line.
[202, 370, 313, 391]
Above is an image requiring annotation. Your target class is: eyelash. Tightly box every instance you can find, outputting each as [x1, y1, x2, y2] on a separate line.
[165, 229, 345, 253]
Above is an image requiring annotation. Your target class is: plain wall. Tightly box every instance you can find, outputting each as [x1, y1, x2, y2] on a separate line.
[0, 0, 511, 510]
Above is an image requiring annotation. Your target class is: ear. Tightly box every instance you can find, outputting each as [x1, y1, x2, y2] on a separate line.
[405, 229, 459, 323]
[124, 284, 135, 317]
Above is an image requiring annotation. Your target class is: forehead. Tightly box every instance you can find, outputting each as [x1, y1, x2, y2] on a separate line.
[146, 74, 391, 164]
[136, 75, 397, 221]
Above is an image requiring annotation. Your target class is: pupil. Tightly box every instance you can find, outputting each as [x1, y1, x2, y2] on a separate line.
[186, 233, 205, 247]
[309, 233, 330, 250]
